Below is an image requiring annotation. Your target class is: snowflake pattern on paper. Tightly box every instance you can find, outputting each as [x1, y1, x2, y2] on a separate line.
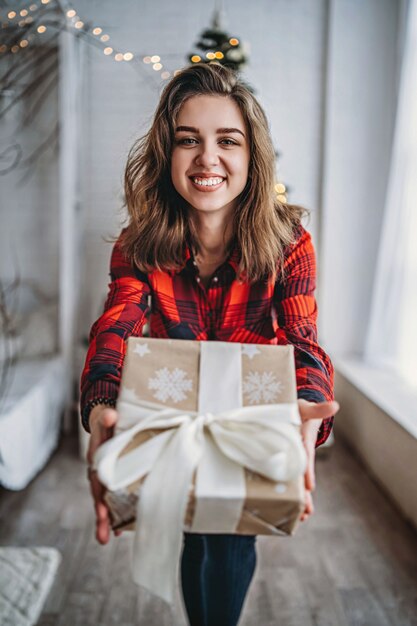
[241, 344, 261, 360]
[133, 342, 151, 358]
[242, 371, 283, 404]
[148, 367, 193, 403]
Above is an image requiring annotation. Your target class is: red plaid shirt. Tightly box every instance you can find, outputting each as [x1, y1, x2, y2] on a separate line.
[80, 224, 335, 447]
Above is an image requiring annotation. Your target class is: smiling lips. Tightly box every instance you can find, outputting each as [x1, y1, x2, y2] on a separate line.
[189, 175, 226, 191]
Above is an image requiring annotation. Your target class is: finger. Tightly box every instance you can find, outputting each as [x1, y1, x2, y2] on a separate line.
[306, 490, 314, 514]
[301, 425, 316, 492]
[89, 474, 112, 544]
[299, 400, 340, 422]
[96, 515, 111, 544]
[304, 466, 315, 492]
[301, 490, 314, 521]
[95, 498, 108, 519]
[304, 451, 316, 492]
[95, 500, 111, 544]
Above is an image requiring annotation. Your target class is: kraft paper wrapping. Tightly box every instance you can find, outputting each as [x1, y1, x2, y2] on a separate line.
[102, 337, 305, 537]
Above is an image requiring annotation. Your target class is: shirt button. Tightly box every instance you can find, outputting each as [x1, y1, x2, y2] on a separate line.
[213, 276, 218, 282]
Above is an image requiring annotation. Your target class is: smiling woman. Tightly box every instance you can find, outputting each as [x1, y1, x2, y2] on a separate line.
[171, 96, 250, 225]
[119, 63, 308, 284]
[80, 62, 337, 626]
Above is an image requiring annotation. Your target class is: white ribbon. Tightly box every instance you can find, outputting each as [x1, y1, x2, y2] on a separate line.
[93, 343, 307, 604]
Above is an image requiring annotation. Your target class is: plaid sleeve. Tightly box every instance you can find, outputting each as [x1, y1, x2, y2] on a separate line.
[274, 225, 335, 448]
[79, 234, 151, 433]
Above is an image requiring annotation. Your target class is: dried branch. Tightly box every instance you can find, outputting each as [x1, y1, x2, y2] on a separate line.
[0, 56, 59, 119]
[21, 65, 58, 127]
[17, 121, 59, 185]
[0, 276, 21, 411]
[0, 0, 163, 177]
[0, 143, 23, 175]
[0, 35, 59, 90]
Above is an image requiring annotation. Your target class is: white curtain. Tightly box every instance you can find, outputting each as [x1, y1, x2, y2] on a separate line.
[364, 0, 417, 388]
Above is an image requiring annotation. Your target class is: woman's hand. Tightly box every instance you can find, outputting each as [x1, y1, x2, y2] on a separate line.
[297, 399, 340, 522]
[86, 405, 122, 544]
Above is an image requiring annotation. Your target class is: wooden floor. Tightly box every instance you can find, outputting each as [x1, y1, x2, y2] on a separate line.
[0, 432, 416, 626]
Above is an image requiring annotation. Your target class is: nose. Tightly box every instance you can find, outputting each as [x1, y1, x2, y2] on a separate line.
[195, 141, 220, 168]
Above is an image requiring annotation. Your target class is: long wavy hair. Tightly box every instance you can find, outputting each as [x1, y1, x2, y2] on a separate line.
[121, 62, 309, 283]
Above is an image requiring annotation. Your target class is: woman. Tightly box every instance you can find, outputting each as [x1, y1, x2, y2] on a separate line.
[81, 62, 339, 626]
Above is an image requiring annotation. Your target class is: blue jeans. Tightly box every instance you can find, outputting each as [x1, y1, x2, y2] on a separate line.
[180, 533, 257, 626]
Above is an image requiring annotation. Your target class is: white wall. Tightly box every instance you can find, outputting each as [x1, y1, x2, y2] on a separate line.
[319, 0, 402, 356]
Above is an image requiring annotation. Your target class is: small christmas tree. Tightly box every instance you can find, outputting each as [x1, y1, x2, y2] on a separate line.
[188, 6, 248, 73]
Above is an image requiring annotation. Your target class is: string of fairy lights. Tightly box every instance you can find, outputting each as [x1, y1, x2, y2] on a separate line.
[1, 2, 151, 70]
[0, 1, 240, 80]
[0, 1, 288, 201]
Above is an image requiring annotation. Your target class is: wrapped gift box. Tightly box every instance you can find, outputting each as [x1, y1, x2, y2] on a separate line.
[104, 438, 304, 537]
[94, 337, 307, 603]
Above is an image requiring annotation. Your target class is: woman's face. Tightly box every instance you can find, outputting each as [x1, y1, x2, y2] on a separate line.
[171, 95, 250, 220]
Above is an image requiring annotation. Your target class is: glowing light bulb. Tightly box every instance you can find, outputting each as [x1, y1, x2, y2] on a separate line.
[153, 63, 162, 71]
[37, 25, 46, 33]
[150, 55, 160, 63]
[67, 9, 76, 18]
[214, 51, 224, 59]
[41, 0, 51, 4]
[274, 183, 286, 193]
[92, 27, 102, 35]
[206, 52, 215, 60]
[104, 47, 113, 55]
[20, 39, 29, 47]
[191, 55, 201, 63]
[11, 45, 19, 53]
[74, 21, 84, 29]
[161, 71, 170, 79]
[115, 53, 123, 61]
[30, 4, 38, 11]
[100, 34, 109, 42]
[229, 38, 239, 46]
[143, 56, 152, 63]
[0, 44, 7, 53]
[8, 11, 16, 19]
[123, 52, 133, 61]
[20, 9, 28, 16]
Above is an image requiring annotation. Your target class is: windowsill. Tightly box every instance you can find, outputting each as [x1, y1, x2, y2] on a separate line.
[334, 357, 417, 440]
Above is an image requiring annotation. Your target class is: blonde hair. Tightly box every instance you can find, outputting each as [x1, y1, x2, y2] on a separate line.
[121, 62, 309, 283]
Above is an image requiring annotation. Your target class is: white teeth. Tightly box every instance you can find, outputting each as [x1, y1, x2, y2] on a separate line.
[192, 177, 224, 186]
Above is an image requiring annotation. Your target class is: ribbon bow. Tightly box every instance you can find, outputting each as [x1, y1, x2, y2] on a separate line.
[93, 402, 306, 604]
